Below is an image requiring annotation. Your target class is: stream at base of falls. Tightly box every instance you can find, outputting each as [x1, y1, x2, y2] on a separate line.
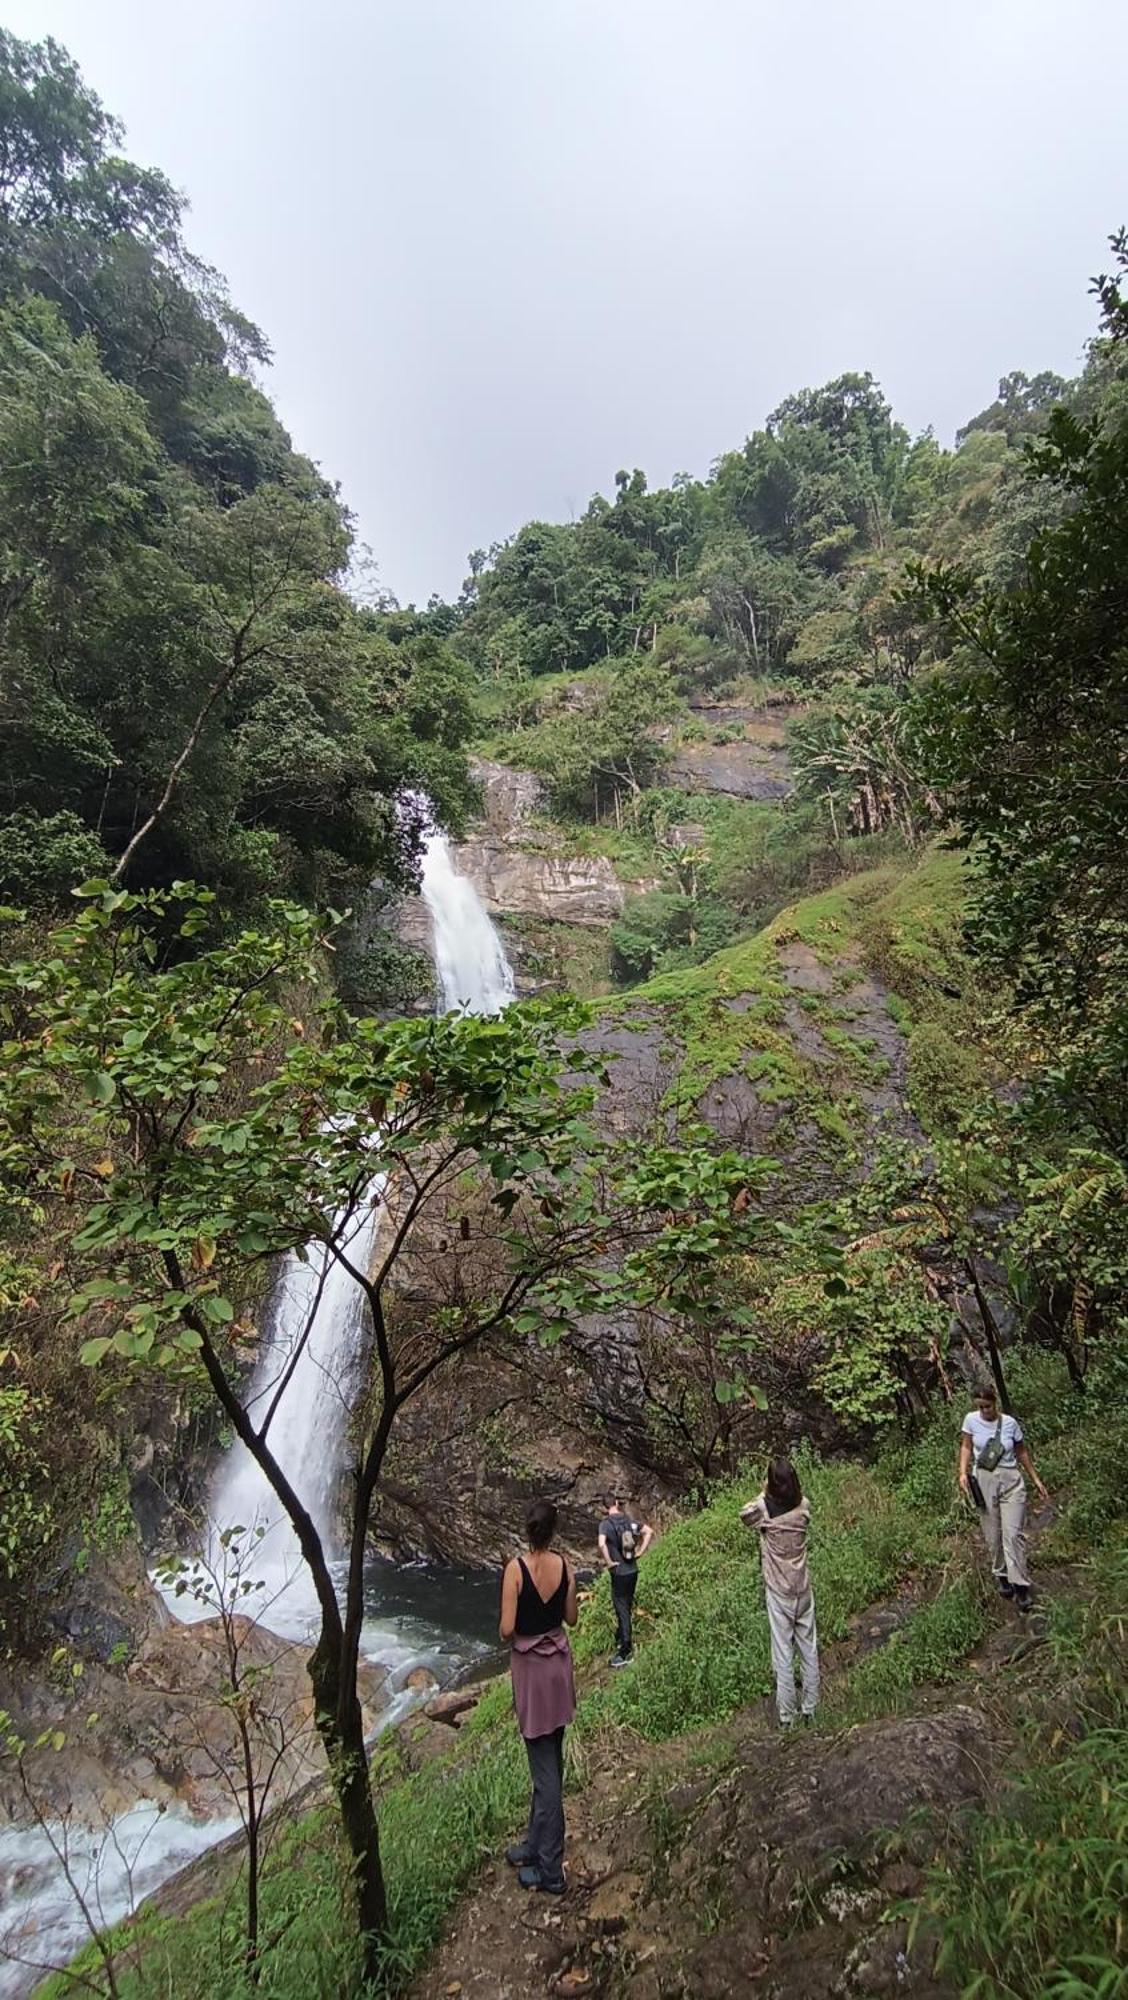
[0, 808, 515, 1998]
[0, 1563, 500, 2000]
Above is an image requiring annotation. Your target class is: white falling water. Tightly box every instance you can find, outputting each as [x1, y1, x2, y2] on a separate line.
[161, 1182, 383, 1638]
[2, 817, 515, 1998]
[159, 813, 514, 1639]
[419, 823, 515, 1017]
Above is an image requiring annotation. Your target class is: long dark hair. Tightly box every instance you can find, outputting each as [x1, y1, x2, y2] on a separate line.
[526, 1498, 558, 1550]
[765, 1457, 802, 1516]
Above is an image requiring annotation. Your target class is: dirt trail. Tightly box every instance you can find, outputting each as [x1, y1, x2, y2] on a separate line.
[409, 1578, 1056, 2000]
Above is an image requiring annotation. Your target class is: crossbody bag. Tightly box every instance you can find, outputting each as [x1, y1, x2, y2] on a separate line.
[976, 1416, 1006, 1473]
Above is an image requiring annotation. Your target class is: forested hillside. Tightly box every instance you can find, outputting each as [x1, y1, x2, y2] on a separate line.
[0, 31, 475, 922]
[2, 24, 1128, 2000]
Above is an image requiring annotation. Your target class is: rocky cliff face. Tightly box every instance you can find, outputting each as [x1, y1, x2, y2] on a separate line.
[391, 758, 652, 998]
[667, 699, 798, 800]
[449, 839, 628, 928]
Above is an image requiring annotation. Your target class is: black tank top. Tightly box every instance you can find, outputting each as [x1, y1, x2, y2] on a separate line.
[514, 1554, 569, 1635]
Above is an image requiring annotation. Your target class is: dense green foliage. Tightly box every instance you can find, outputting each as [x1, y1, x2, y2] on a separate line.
[41, 1354, 1128, 1998]
[3, 26, 1128, 1999]
[0, 30, 475, 914]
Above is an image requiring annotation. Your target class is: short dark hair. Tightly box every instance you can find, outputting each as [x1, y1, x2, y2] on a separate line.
[766, 1457, 802, 1512]
[526, 1499, 558, 1550]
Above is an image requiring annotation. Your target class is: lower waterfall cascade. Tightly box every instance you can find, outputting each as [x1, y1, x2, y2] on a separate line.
[0, 814, 514, 2000]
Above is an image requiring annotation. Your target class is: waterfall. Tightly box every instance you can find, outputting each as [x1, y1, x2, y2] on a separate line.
[8, 821, 516, 1997]
[159, 811, 514, 1638]
[418, 822, 514, 1016]
[171, 1189, 383, 1637]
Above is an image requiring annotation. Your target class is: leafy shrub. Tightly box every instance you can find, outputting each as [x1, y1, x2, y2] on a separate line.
[610, 888, 735, 983]
[0, 810, 107, 906]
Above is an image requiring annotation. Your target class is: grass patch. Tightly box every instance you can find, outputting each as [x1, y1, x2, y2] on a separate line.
[834, 1575, 987, 1722]
[918, 1536, 1128, 2000]
[572, 1454, 945, 1741]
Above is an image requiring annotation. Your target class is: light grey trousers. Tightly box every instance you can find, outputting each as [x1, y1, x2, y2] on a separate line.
[523, 1726, 565, 1883]
[765, 1586, 820, 1722]
[976, 1466, 1030, 1587]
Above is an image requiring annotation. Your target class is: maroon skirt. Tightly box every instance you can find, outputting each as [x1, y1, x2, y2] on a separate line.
[510, 1628, 576, 1739]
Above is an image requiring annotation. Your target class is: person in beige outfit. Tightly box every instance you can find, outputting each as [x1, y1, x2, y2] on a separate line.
[741, 1457, 819, 1727]
[958, 1386, 1049, 1612]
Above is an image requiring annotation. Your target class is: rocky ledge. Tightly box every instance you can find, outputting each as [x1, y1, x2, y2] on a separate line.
[667, 699, 799, 801]
[0, 1609, 389, 1828]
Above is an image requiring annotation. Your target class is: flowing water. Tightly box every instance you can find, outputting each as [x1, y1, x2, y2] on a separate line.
[419, 819, 514, 1016]
[0, 812, 514, 1997]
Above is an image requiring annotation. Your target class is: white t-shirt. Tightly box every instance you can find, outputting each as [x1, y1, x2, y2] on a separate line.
[962, 1411, 1024, 1469]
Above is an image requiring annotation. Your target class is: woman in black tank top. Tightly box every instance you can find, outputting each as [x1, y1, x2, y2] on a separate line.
[514, 1554, 569, 1635]
[499, 1499, 578, 1894]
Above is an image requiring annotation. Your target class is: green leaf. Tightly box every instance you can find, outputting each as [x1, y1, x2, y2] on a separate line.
[83, 1071, 116, 1105]
[78, 1337, 112, 1367]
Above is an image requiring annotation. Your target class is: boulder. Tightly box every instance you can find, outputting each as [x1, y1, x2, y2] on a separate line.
[0, 1613, 389, 1827]
[468, 758, 544, 834]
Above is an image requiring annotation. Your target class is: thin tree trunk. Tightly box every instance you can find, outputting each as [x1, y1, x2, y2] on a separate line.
[308, 1637, 387, 1969]
[112, 645, 244, 882]
[965, 1257, 1010, 1409]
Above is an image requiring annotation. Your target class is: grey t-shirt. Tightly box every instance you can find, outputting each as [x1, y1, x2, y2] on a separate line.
[600, 1514, 641, 1575]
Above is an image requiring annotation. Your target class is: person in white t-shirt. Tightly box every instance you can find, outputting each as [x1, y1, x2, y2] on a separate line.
[957, 1385, 1049, 1611]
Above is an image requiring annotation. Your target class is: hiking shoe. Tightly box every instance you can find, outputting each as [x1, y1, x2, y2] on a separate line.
[996, 1576, 1015, 1600]
[517, 1865, 542, 1889]
[1014, 1585, 1033, 1613]
[505, 1844, 532, 1868]
[536, 1875, 567, 1896]
[609, 1653, 633, 1669]
[779, 1715, 798, 1730]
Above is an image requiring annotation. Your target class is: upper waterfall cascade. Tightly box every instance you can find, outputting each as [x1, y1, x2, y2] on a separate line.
[418, 822, 515, 1016]
[160, 813, 514, 1637]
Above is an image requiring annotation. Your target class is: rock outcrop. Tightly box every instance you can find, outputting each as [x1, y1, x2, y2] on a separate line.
[389, 755, 656, 999]
[448, 839, 629, 928]
[667, 699, 798, 800]
[0, 1612, 389, 1827]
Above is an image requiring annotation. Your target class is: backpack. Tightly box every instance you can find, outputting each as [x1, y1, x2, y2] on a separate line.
[617, 1520, 638, 1561]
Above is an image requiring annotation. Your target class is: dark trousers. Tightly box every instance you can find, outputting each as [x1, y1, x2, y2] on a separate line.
[611, 1568, 637, 1655]
[523, 1726, 565, 1884]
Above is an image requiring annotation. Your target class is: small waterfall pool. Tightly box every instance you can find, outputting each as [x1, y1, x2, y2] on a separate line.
[1, 811, 514, 1998]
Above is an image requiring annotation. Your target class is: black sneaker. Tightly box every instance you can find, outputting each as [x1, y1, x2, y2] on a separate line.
[506, 1844, 532, 1868]
[518, 1865, 566, 1895]
[1014, 1585, 1033, 1613]
[609, 1652, 633, 1669]
[996, 1576, 1015, 1600]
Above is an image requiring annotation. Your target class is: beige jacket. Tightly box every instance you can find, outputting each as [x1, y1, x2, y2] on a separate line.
[741, 1494, 812, 1599]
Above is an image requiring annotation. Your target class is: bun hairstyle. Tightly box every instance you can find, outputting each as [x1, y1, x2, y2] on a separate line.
[765, 1457, 802, 1513]
[526, 1498, 558, 1550]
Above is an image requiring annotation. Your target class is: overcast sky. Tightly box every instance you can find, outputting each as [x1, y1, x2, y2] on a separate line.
[5, 0, 1126, 604]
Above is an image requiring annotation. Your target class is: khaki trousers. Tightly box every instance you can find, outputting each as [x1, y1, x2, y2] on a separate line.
[765, 1586, 820, 1722]
[976, 1466, 1030, 1588]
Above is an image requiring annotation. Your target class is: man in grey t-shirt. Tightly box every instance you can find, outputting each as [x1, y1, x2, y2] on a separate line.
[598, 1493, 653, 1667]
